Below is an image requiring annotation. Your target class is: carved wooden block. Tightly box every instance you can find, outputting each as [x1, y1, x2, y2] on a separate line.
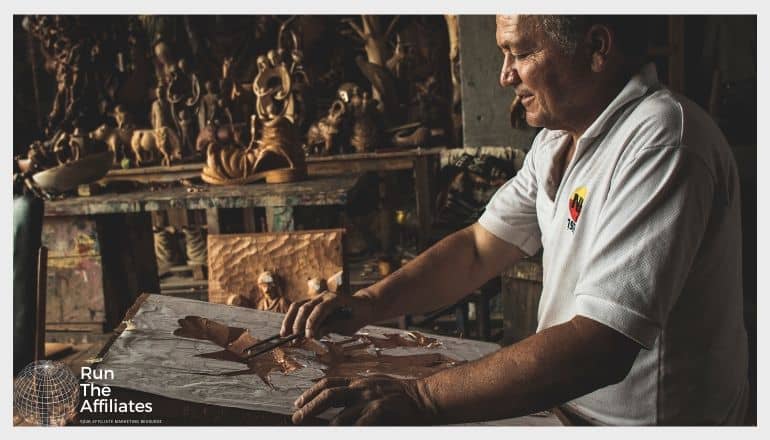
[207, 229, 344, 307]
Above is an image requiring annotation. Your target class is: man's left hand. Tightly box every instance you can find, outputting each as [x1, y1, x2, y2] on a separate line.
[292, 376, 438, 425]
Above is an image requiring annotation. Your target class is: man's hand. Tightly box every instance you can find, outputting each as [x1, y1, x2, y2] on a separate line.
[292, 376, 439, 425]
[280, 290, 378, 339]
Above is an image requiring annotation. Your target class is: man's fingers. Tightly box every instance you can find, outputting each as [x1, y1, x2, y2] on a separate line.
[304, 296, 338, 339]
[329, 402, 367, 426]
[353, 400, 387, 426]
[292, 297, 323, 336]
[294, 377, 350, 408]
[280, 300, 306, 337]
[292, 386, 357, 425]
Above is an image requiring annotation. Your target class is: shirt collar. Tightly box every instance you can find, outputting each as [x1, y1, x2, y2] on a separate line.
[580, 62, 660, 140]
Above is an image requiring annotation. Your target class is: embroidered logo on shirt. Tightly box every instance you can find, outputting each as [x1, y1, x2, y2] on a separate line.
[567, 186, 587, 233]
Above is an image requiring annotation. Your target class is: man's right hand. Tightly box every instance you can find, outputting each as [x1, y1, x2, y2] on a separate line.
[280, 290, 378, 339]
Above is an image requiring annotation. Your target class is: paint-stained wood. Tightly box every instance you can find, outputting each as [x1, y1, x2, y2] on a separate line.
[41, 217, 106, 327]
[208, 229, 345, 306]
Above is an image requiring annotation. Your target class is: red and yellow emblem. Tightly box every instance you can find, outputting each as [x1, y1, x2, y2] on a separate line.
[568, 186, 587, 222]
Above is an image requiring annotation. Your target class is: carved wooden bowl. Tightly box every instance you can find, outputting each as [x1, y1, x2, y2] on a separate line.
[32, 151, 114, 193]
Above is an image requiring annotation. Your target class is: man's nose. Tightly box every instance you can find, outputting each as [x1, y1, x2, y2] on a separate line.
[499, 55, 520, 88]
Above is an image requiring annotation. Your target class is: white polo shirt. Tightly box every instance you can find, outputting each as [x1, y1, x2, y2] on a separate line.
[478, 63, 749, 425]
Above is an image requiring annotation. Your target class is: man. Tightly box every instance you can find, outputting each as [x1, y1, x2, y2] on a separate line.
[281, 15, 749, 425]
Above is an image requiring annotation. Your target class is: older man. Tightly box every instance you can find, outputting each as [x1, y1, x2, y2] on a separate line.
[282, 15, 749, 425]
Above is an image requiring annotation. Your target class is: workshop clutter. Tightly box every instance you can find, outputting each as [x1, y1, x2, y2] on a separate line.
[434, 153, 518, 229]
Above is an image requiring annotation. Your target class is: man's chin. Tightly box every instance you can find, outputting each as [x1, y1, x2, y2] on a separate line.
[524, 113, 545, 128]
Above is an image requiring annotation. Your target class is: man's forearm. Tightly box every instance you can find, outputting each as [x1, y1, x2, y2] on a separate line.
[418, 316, 640, 424]
[360, 224, 522, 322]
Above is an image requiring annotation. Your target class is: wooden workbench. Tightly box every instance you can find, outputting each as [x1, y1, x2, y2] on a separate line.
[41, 176, 362, 331]
[80, 294, 560, 426]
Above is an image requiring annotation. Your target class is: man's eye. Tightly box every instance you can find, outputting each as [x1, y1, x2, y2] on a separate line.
[512, 52, 531, 61]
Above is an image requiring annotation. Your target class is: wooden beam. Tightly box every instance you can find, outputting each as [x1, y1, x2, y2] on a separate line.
[95, 213, 159, 331]
[35, 247, 48, 361]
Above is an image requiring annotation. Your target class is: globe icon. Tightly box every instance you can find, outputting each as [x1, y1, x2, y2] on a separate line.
[14, 361, 80, 426]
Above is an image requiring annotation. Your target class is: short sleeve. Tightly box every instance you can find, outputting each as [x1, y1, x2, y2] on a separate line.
[573, 145, 714, 349]
[478, 146, 542, 256]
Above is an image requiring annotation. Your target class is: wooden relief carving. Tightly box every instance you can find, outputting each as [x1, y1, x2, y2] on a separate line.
[207, 229, 345, 310]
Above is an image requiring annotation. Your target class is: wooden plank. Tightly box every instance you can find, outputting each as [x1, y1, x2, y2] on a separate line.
[242, 208, 258, 233]
[166, 208, 189, 228]
[97, 148, 445, 184]
[44, 175, 358, 216]
[45, 256, 105, 325]
[41, 217, 106, 328]
[205, 208, 222, 235]
[41, 216, 100, 258]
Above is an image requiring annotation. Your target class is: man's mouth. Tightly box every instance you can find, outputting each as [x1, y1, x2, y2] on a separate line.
[518, 94, 535, 106]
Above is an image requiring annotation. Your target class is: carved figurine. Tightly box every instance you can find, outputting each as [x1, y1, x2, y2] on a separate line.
[220, 57, 241, 103]
[306, 100, 347, 156]
[111, 104, 134, 130]
[255, 270, 290, 312]
[253, 51, 295, 124]
[130, 127, 181, 167]
[307, 277, 328, 297]
[307, 270, 344, 297]
[350, 91, 381, 153]
[89, 123, 132, 165]
[167, 58, 200, 154]
[151, 36, 176, 87]
[151, 86, 174, 131]
[197, 80, 219, 133]
[177, 109, 195, 156]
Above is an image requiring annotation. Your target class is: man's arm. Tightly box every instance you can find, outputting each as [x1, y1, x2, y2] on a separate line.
[419, 315, 642, 424]
[284, 222, 527, 338]
[363, 222, 527, 321]
[292, 315, 642, 425]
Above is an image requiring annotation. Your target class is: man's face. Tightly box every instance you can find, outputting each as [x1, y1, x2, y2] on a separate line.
[496, 15, 591, 131]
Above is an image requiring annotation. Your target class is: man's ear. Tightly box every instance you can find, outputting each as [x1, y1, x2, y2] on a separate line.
[585, 24, 613, 73]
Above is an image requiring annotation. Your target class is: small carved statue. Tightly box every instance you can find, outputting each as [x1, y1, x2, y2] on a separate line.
[198, 80, 219, 132]
[306, 100, 347, 156]
[167, 58, 200, 154]
[255, 270, 290, 312]
[350, 91, 382, 153]
[253, 51, 295, 124]
[151, 86, 173, 131]
[152, 36, 176, 87]
[177, 109, 196, 156]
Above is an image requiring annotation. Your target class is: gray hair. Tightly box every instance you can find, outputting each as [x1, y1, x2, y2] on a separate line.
[526, 15, 651, 57]
[535, 15, 584, 54]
